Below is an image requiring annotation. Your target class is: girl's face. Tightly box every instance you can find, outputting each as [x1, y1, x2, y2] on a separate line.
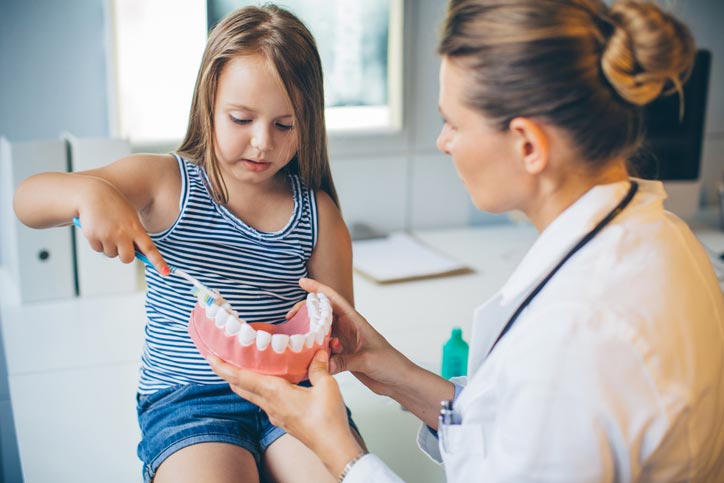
[213, 54, 298, 187]
[436, 57, 527, 213]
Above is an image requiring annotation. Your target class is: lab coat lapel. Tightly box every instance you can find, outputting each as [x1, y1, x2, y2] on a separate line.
[467, 181, 639, 378]
[468, 288, 532, 374]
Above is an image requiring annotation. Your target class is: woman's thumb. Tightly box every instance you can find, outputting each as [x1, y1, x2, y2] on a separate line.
[308, 350, 330, 385]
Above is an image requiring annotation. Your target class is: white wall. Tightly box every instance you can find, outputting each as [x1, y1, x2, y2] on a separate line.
[329, 0, 476, 234]
[329, 0, 724, 233]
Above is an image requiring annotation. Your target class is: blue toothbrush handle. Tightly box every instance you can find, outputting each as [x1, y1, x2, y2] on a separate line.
[72, 216, 155, 269]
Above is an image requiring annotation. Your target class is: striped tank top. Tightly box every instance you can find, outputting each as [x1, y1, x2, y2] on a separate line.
[138, 154, 318, 394]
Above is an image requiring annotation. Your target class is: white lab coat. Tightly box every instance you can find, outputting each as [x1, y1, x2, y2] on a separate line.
[345, 179, 724, 482]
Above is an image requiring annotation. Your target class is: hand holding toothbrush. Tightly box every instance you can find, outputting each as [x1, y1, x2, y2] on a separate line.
[72, 181, 170, 276]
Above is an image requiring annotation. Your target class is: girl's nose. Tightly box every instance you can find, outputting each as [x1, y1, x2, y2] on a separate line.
[250, 126, 273, 152]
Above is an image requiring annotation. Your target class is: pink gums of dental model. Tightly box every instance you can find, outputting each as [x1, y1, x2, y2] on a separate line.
[188, 304, 331, 383]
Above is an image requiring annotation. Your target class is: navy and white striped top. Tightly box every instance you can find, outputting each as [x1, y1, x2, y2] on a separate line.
[138, 155, 318, 394]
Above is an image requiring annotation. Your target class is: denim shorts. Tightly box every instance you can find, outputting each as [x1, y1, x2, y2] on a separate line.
[136, 381, 360, 482]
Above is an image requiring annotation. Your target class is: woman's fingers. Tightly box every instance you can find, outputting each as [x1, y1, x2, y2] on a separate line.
[329, 353, 348, 375]
[307, 350, 332, 386]
[207, 355, 289, 407]
[299, 278, 357, 319]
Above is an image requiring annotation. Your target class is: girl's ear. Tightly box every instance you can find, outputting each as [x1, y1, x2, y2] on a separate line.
[508, 117, 549, 175]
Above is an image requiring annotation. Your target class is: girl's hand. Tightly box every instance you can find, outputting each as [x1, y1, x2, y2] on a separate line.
[298, 278, 414, 397]
[208, 351, 364, 477]
[77, 179, 169, 275]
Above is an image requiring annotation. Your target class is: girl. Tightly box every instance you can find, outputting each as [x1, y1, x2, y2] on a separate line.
[14, 5, 362, 483]
[211, 0, 724, 482]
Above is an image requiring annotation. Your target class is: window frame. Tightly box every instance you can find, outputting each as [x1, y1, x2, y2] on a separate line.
[107, 0, 405, 150]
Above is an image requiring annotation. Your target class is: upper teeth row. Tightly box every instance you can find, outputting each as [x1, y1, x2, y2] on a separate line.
[199, 292, 332, 353]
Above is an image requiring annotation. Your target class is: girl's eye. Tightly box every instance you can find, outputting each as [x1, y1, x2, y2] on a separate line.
[230, 115, 251, 125]
[275, 122, 294, 131]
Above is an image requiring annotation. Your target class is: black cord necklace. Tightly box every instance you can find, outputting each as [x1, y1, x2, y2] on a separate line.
[487, 180, 640, 356]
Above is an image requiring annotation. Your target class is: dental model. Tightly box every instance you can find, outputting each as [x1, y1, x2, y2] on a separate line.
[188, 290, 333, 383]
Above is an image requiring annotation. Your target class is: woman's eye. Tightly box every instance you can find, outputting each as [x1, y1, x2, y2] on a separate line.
[444, 120, 457, 132]
[276, 122, 294, 131]
[230, 115, 251, 125]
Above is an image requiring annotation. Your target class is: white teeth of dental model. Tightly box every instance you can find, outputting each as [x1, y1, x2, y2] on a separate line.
[314, 328, 325, 345]
[237, 324, 256, 346]
[225, 317, 241, 336]
[289, 334, 305, 353]
[256, 330, 272, 351]
[271, 334, 290, 353]
[305, 331, 316, 348]
[205, 302, 220, 319]
[215, 309, 231, 328]
[306, 293, 333, 334]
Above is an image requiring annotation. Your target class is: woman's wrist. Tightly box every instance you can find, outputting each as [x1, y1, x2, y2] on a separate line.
[382, 353, 431, 400]
[337, 450, 369, 482]
[318, 429, 365, 480]
[385, 363, 455, 428]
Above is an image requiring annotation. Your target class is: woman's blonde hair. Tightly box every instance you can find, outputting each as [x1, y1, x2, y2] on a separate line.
[177, 5, 339, 206]
[439, 0, 695, 166]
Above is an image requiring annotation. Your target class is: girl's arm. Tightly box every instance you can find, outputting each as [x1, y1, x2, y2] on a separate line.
[306, 191, 354, 304]
[13, 154, 179, 272]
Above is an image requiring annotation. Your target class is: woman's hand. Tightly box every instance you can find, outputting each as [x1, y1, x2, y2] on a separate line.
[208, 350, 364, 478]
[299, 278, 456, 428]
[298, 277, 415, 397]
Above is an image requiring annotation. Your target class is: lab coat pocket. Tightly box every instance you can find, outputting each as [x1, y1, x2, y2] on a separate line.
[439, 422, 485, 459]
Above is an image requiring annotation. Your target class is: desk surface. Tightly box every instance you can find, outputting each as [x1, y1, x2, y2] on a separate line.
[2, 219, 722, 482]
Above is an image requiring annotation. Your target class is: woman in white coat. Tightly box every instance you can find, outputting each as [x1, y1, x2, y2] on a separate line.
[210, 0, 724, 481]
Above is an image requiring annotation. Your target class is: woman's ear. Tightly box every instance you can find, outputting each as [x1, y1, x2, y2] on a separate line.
[508, 117, 549, 175]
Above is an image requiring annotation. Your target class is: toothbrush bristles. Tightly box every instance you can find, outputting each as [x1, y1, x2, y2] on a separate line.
[178, 269, 217, 307]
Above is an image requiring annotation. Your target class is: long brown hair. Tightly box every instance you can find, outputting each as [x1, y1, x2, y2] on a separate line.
[177, 5, 339, 206]
[439, 0, 695, 167]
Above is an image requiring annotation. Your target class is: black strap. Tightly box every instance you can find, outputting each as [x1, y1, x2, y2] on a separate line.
[487, 181, 639, 356]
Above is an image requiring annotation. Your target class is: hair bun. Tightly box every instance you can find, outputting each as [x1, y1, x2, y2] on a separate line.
[601, 0, 695, 106]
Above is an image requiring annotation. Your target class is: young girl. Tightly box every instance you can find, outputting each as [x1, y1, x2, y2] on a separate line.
[14, 5, 362, 483]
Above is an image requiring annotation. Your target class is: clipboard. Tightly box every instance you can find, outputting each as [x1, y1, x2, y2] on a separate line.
[352, 232, 474, 284]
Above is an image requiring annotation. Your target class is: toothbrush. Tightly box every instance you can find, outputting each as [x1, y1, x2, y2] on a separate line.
[72, 217, 217, 307]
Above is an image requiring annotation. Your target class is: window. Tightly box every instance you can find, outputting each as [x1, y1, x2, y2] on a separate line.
[109, 0, 403, 147]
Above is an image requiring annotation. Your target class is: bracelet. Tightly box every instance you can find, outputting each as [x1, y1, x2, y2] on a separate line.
[338, 451, 369, 482]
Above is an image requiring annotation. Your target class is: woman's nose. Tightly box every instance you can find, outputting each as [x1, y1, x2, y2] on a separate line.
[437, 125, 451, 155]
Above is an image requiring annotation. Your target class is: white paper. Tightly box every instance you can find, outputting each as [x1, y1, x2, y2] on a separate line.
[352, 232, 470, 283]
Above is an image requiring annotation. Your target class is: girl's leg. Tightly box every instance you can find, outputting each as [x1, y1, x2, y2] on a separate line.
[261, 433, 335, 483]
[262, 430, 366, 483]
[154, 442, 259, 483]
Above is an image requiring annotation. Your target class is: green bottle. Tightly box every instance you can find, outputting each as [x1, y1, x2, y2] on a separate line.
[441, 327, 469, 379]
